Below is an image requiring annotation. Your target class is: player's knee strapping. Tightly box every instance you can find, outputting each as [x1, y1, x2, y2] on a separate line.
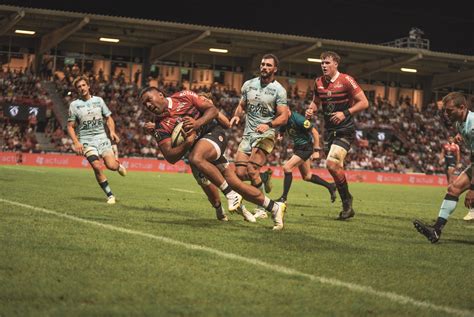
[235, 161, 248, 168]
[87, 155, 100, 164]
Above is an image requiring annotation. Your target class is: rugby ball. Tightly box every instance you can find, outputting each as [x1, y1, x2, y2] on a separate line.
[171, 121, 186, 147]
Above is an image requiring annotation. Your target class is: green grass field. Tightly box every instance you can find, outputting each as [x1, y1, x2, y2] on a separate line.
[0, 165, 473, 317]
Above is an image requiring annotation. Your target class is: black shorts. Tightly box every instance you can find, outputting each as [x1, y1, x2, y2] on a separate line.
[445, 157, 456, 169]
[325, 130, 355, 152]
[198, 125, 228, 163]
[293, 143, 313, 161]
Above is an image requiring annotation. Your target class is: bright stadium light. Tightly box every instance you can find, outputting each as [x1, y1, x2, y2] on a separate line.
[15, 29, 35, 35]
[307, 58, 322, 63]
[401, 67, 417, 73]
[209, 48, 228, 53]
[99, 37, 120, 43]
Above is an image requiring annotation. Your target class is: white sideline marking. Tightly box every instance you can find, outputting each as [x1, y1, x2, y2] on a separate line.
[170, 188, 197, 194]
[1, 198, 472, 317]
[0, 165, 45, 173]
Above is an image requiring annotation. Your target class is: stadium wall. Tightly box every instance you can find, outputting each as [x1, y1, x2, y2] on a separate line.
[0, 152, 448, 187]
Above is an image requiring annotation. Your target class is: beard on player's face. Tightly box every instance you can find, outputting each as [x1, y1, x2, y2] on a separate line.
[260, 69, 273, 78]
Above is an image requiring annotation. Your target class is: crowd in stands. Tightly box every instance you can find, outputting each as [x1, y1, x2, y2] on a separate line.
[0, 67, 53, 108]
[0, 68, 56, 153]
[0, 66, 467, 175]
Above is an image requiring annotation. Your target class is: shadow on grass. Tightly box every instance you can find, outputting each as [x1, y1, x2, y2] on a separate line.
[442, 238, 474, 245]
[74, 196, 106, 203]
[120, 203, 200, 219]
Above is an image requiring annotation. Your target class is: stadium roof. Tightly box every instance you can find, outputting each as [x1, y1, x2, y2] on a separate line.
[1, 4, 473, 91]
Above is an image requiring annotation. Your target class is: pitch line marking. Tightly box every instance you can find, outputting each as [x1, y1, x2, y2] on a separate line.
[1, 198, 472, 317]
[170, 188, 197, 194]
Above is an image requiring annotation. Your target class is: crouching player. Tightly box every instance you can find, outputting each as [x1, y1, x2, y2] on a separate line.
[139, 87, 287, 230]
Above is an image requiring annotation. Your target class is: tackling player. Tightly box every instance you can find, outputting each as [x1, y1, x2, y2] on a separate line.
[139, 87, 287, 230]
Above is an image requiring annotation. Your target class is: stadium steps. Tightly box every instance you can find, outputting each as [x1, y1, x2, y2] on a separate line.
[42, 81, 68, 128]
[35, 132, 56, 152]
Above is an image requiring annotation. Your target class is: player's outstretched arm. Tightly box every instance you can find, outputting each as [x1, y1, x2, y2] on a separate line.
[217, 112, 231, 129]
[305, 95, 320, 118]
[230, 99, 246, 127]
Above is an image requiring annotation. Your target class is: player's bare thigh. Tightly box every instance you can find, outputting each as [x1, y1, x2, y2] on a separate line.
[448, 170, 470, 196]
[102, 152, 119, 170]
[283, 154, 305, 173]
[193, 138, 220, 161]
[297, 158, 312, 180]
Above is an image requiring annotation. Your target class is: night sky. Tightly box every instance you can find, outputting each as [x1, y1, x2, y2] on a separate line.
[3, 0, 473, 55]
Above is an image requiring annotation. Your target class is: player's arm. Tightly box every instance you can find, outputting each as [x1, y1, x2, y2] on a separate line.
[105, 115, 120, 143]
[158, 132, 197, 164]
[230, 98, 246, 126]
[217, 111, 231, 129]
[66, 121, 83, 155]
[305, 95, 321, 118]
[439, 146, 445, 164]
[183, 99, 218, 133]
[346, 91, 369, 117]
[456, 145, 461, 166]
[310, 127, 321, 160]
[255, 105, 289, 134]
[271, 105, 289, 128]
[331, 90, 369, 124]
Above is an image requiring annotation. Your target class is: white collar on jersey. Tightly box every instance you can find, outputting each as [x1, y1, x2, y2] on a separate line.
[330, 71, 340, 83]
[166, 97, 172, 109]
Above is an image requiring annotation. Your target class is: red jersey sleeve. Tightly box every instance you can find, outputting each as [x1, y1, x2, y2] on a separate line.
[343, 74, 362, 97]
[186, 91, 207, 113]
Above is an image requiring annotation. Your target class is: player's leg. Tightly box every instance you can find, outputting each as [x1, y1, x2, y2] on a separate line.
[202, 183, 228, 221]
[260, 168, 273, 193]
[190, 163, 227, 221]
[188, 136, 242, 212]
[278, 154, 303, 203]
[84, 145, 115, 204]
[413, 168, 470, 243]
[101, 139, 126, 176]
[299, 158, 337, 203]
[326, 136, 353, 219]
[220, 165, 286, 230]
[235, 152, 251, 181]
[248, 136, 275, 217]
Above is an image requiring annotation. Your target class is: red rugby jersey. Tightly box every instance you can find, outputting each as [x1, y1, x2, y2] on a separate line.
[313, 72, 362, 133]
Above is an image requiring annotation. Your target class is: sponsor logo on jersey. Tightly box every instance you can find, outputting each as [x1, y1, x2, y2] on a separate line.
[176, 102, 187, 112]
[179, 91, 197, 97]
[346, 76, 358, 89]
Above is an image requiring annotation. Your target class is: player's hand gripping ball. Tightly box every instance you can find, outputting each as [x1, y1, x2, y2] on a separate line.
[171, 121, 186, 147]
